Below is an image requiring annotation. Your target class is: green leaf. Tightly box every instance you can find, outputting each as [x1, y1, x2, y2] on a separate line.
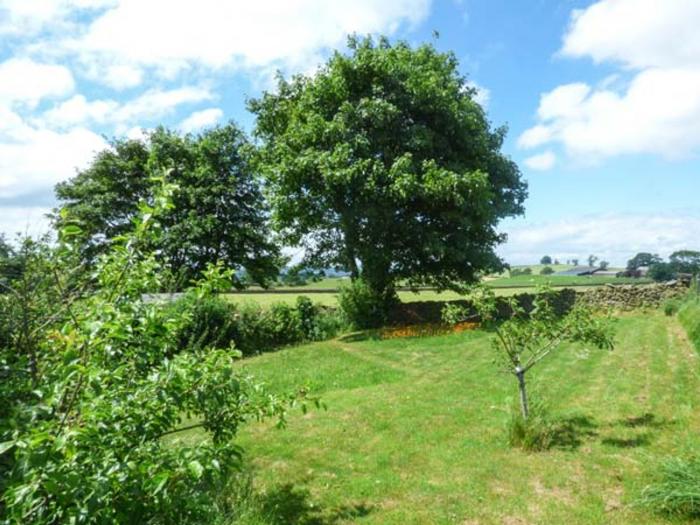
[187, 460, 204, 479]
[0, 440, 16, 455]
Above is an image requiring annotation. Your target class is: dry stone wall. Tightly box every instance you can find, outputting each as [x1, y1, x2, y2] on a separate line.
[578, 281, 688, 310]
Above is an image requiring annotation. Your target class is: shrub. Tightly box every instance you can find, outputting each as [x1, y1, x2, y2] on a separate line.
[662, 298, 682, 316]
[640, 456, 700, 518]
[510, 267, 532, 277]
[173, 295, 346, 357]
[540, 266, 554, 275]
[507, 397, 555, 452]
[338, 278, 396, 329]
[0, 183, 303, 525]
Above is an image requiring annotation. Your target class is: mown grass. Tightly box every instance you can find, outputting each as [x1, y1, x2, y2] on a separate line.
[196, 311, 700, 524]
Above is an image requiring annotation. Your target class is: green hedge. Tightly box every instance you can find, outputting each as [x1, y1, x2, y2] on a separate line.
[171, 294, 347, 356]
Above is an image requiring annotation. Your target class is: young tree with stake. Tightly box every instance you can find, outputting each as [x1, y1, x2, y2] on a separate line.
[443, 287, 614, 418]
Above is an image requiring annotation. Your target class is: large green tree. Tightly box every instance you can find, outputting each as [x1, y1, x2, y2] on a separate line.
[54, 124, 281, 286]
[250, 37, 527, 304]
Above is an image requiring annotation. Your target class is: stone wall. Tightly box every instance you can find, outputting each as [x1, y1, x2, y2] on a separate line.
[577, 281, 688, 310]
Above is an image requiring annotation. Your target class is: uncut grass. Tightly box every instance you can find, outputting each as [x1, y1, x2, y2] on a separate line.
[169, 313, 700, 524]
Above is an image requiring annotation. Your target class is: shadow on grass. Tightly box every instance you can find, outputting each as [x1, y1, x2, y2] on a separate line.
[336, 331, 381, 343]
[548, 415, 599, 451]
[601, 433, 652, 448]
[618, 412, 673, 429]
[257, 484, 372, 525]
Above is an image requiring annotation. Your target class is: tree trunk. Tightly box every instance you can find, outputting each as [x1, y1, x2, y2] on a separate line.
[515, 368, 529, 419]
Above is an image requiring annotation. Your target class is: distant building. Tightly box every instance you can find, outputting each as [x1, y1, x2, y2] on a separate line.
[554, 265, 599, 276]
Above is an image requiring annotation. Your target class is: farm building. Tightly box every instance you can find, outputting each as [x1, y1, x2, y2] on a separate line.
[555, 266, 606, 276]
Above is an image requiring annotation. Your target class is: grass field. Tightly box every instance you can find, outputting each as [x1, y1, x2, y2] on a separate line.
[185, 311, 700, 524]
[226, 274, 651, 308]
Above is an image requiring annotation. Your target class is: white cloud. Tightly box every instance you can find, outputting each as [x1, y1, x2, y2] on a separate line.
[0, 58, 74, 106]
[40, 87, 213, 128]
[561, 0, 700, 69]
[523, 150, 555, 171]
[0, 117, 107, 199]
[42, 94, 118, 127]
[0, 206, 53, 239]
[520, 0, 700, 161]
[55, 0, 431, 84]
[103, 63, 142, 89]
[499, 213, 700, 266]
[465, 80, 490, 108]
[179, 108, 223, 133]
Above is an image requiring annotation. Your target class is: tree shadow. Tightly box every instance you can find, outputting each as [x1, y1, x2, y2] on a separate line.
[336, 331, 381, 343]
[257, 483, 372, 525]
[601, 433, 652, 448]
[549, 414, 599, 451]
[618, 412, 673, 429]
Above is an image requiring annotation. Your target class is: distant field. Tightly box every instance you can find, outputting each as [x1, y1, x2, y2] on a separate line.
[226, 274, 651, 308]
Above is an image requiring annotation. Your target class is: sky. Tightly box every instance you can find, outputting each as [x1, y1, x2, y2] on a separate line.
[0, 0, 698, 266]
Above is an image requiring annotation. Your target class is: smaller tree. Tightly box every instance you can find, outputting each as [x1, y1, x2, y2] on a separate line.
[540, 266, 554, 275]
[649, 262, 675, 282]
[540, 255, 552, 265]
[443, 287, 614, 419]
[599, 260, 609, 270]
[571, 258, 579, 266]
[587, 254, 598, 268]
[627, 252, 662, 271]
[669, 250, 700, 275]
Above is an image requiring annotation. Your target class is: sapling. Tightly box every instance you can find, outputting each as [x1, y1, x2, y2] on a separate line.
[443, 287, 614, 419]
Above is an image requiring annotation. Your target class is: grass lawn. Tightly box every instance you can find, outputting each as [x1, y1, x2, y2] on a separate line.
[199, 311, 700, 524]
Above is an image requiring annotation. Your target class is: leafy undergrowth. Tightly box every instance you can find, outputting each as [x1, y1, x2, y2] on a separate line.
[183, 312, 700, 524]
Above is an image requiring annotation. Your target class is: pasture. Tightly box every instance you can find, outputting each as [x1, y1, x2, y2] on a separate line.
[172, 311, 700, 524]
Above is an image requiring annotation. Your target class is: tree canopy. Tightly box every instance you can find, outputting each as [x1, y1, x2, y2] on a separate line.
[250, 36, 526, 303]
[54, 124, 280, 286]
[626, 252, 662, 271]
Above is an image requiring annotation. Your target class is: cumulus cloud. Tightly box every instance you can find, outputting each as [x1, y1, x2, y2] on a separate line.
[47, 0, 431, 85]
[523, 151, 555, 171]
[519, 0, 700, 163]
[0, 58, 74, 106]
[499, 213, 700, 266]
[179, 108, 223, 133]
[0, 111, 107, 200]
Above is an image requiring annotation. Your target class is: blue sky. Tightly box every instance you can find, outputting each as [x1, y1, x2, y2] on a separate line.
[0, 0, 698, 266]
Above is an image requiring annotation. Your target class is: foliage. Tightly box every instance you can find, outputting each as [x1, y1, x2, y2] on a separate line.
[587, 255, 598, 267]
[510, 267, 532, 277]
[599, 260, 609, 270]
[337, 278, 397, 329]
[0, 182, 303, 525]
[540, 266, 554, 275]
[662, 298, 682, 316]
[250, 35, 526, 306]
[173, 295, 347, 356]
[627, 252, 662, 271]
[669, 250, 700, 275]
[54, 124, 280, 287]
[507, 396, 554, 452]
[649, 262, 675, 282]
[678, 294, 700, 352]
[640, 456, 700, 518]
[442, 286, 615, 419]
[571, 258, 579, 266]
[540, 256, 552, 265]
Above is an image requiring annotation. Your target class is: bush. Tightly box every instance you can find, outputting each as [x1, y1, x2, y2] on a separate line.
[337, 278, 396, 329]
[540, 266, 554, 275]
[662, 298, 682, 316]
[173, 295, 346, 356]
[640, 456, 700, 518]
[510, 267, 532, 277]
[507, 397, 555, 452]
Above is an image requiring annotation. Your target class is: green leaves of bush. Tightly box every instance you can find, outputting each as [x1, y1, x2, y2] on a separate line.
[0, 182, 299, 524]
